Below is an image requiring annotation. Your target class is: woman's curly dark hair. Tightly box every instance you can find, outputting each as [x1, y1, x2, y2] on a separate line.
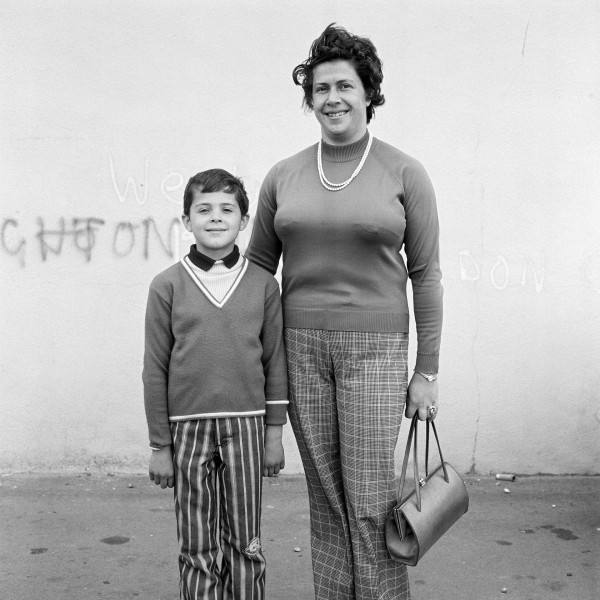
[292, 23, 385, 123]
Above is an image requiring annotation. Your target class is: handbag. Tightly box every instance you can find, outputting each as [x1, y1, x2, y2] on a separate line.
[385, 413, 469, 566]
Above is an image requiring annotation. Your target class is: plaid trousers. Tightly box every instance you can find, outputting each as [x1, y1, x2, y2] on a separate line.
[171, 417, 266, 600]
[285, 328, 411, 600]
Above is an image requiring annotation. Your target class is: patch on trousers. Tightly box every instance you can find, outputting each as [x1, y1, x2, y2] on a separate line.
[243, 537, 262, 559]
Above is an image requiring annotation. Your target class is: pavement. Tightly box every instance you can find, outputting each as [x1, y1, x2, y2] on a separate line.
[0, 472, 598, 600]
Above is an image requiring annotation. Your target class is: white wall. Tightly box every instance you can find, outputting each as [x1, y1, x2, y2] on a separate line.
[1, 0, 599, 474]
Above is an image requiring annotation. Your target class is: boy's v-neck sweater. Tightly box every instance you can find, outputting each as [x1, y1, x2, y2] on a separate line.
[246, 132, 443, 373]
[143, 256, 288, 448]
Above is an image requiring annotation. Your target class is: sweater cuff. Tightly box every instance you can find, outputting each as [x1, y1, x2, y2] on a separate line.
[265, 401, 288, 426]
[150, 444, 171, 451]
[415, 353, 439, 374]
[148, 426, 173, 450]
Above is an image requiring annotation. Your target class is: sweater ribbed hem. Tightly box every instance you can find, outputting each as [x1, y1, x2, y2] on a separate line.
[167, 403, 289, 427]
[169, 409, 265, 421]
[283, 307, 410, 333]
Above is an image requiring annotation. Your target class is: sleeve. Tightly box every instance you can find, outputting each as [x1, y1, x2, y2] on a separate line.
[402, 161, 443, 373]
[142, 279, 174, 447]
[260, 278, 289, 425]
[245, 165, 283, 275]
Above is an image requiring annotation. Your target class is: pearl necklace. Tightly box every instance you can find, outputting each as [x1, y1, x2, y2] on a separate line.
[317, 131, 373, 192]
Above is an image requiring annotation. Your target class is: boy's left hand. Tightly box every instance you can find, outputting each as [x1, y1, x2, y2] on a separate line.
[263, 425, 285, 477]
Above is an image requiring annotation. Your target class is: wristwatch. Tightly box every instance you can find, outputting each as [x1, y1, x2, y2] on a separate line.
[417, 372, 438, 382]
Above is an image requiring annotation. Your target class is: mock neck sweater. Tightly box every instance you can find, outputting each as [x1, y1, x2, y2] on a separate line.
[142, 257, 288, 448]
[245, 132, 443, 373]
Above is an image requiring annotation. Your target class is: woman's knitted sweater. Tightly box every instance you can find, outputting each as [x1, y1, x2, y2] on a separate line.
[246, 132, 443, 373]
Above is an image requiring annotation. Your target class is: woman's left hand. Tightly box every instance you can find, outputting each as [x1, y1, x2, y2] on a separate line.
[405, 373, 439, 421]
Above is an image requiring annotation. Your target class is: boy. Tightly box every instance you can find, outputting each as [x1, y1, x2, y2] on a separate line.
[142, 168, 288, 600]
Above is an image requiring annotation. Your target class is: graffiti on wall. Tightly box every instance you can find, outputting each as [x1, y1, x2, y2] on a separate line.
[459, 250, 546, 292]
[108, 155, 185, 207]
[459, 249, 600, 294]
[1, 158, 261, 267]
[1, 216, 181, 267]
[0, 156, 192, 267]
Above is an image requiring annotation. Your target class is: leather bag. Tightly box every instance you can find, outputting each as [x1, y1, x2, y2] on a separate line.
[385, 413, 469, 566]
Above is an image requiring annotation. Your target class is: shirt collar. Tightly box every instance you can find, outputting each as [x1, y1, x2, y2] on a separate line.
[187, 244, 240, 271]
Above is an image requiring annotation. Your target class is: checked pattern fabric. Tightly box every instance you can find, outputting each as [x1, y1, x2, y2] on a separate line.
[285, 328, 411, 600]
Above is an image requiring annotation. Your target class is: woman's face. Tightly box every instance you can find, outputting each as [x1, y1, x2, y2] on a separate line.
[311, 59, 370, 146]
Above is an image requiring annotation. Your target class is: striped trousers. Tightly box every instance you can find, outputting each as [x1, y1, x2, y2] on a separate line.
[171, 417, 266, 600]
[285, 328, 411, 600]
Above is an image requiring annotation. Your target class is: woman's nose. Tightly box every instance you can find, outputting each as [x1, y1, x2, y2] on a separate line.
[326, 88, 341, 104]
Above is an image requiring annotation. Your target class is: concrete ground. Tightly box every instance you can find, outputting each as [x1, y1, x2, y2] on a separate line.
[0, 472, 598, 600]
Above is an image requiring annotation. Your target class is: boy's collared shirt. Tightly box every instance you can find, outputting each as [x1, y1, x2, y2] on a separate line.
[188, 244, 240, 271]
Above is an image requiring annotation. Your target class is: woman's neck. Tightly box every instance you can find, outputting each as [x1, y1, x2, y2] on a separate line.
[320, 130, 371, 163]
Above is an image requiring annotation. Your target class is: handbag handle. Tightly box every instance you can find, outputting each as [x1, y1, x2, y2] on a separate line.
[398, 413, 449, 512]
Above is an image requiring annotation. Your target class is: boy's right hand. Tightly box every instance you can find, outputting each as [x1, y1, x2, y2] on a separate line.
[149, 446, 175, 489]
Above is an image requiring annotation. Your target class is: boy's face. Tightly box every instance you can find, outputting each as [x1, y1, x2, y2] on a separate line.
[182, 190, 249, 260]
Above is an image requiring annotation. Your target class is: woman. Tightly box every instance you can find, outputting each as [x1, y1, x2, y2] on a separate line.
[246, 24, 443, 600]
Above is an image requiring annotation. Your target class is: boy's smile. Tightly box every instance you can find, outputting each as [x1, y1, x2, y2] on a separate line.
[182, 190, 249, 260]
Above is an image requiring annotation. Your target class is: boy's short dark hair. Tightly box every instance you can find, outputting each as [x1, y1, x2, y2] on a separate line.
[292, 23, 385, 124]
[183, 168, 250, 217]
